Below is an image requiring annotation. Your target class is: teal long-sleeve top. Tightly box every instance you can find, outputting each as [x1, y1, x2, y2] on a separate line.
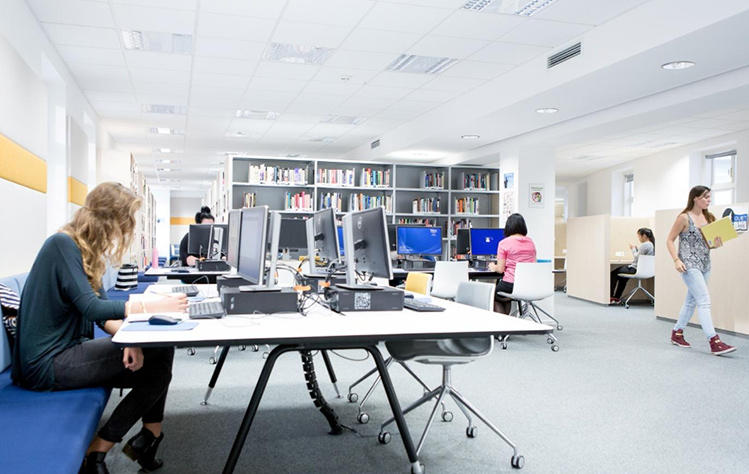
[11, 233, 126, 391]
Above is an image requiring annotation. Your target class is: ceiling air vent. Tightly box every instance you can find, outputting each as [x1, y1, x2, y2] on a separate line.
[371, 139, 380, 149]
[547, 42, 581, 69]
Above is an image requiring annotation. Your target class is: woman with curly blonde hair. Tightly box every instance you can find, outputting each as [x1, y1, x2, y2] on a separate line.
[12, 182, 187, 474]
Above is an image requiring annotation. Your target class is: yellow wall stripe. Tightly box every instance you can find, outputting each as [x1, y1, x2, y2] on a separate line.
[170, 217, 194, 225]
[68, 177, 87, 206]
[0, 133, 47, 194]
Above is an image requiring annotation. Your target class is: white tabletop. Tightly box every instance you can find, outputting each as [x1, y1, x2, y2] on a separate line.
[113, 284, 552, 348]
[144, 267, 228, 276]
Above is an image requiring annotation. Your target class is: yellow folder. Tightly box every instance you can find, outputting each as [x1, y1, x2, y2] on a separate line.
[699, 216, 738, 248]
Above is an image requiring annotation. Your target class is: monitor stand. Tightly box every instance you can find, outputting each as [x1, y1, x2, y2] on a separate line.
[238, 285, 283, 292]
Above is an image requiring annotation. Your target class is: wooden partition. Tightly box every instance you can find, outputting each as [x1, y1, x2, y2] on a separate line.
[655, 204, 749, 335]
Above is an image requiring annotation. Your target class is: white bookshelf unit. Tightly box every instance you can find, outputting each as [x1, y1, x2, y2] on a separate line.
[220, 157, 500, 259]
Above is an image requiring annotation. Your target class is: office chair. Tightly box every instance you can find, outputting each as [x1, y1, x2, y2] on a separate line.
[377, 281, 525, 469]
[430, 261, 469, 300]
[347, 272, 438, 424]
[496, 262, 560, 351]
[553, 257, 567, 292]
[618, 255, 655, 309]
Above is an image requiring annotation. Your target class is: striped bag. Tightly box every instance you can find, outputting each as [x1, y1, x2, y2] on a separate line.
[1, 282, 20, 346]
[114, 263, 139, 291]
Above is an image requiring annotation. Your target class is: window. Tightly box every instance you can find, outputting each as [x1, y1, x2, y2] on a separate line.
[707, 150, 736, 205]
[623, 173, 634, 217]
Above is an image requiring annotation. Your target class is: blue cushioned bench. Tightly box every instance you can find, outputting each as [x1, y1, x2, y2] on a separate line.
[0, 273, 111, 474]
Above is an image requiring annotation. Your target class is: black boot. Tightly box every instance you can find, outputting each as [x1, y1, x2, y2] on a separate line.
[122, 428, 165, 472]
[81, 452, 109, 474]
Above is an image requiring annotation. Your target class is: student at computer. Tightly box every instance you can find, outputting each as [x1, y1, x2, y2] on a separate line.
[609, 228, 655, 304]
[488, 213, 536, 314]
[11, 182, 188, 473]
[178, 206, 214, 266]
[666, 185, 736, 356]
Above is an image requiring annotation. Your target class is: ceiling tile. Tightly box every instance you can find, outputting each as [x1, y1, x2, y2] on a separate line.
[291, 94, 348, 107]
[331, 106, 383, 117]
[192, 57, 257, 75]
[405, 88, 461, 101]
[305, 123, 356, 137]
[188, 107, 236, 118]
[717, 122, 749, 132]
[383, 0, 465, 7]
[112, 0, 197, 10]
[386, 100, 442, 112]
[441, 60, 514, 79]
[283, 0, 374, 27]
[95, 111, 142, 120]
[366, 72, 436, 88]
[375, 109, 423, 120]
[134, 81, 190, 96]
[358, 3, 453, 35]
[422, 76, 484, 92]
[716, 110, 749, 121]
[498, 19, 592, 48]
[284, 103, 338, 115]
[254, 62, 321, 81]
[129, 68, 191, 84]
[276, 113, 326, 123]
[124, 51, 192, 71]
[142, 115, 187, 128]
[342, 96, 398, 109]
[197, 13, 275, 43]
[229, 119, 275, 134]
[195, 37, 266, 60]
[325, 50, 397, 71]
[43, 24, 120, 48]
[339, 29, 421, 54]
[534, 0, 647, 26]
[112, 4, 196, 34]
[89, 100, 140, 113]
[200, 0, 287, 20]
[271, 21, 353, 49]
[192, 72, 251, 88]
[30, 1, 114, 28]
[76, 78, 133, 92]
[431, 10, 527, 41]
[407, 35, 489, 60]
[247, 77, 308, 93]
[303, 81, 362, 97]
[685, 118, 737, 129]
[136, 94, 189, 106]
[312, 67, 380, 84]
[190, 85, 246, 100]
[190, 96, 241, 109]
[185, 116, 232, 130]
[57, 45, 126, 66]
[469, 41, 551, 65]
[85, 90, 137, 103]
[69, 64, 129, 81]
[353, 85, 413, 100]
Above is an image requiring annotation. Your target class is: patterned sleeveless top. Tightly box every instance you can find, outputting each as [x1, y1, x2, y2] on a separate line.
[678, 214, 710, 272]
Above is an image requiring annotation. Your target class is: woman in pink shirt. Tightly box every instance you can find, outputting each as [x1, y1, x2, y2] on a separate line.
[488, 213, 537, 314]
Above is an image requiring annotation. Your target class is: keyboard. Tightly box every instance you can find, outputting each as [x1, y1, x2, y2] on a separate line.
[188, 301, 226, 319]
[403, 299, 446, 312]
[172, 285, 199, 297]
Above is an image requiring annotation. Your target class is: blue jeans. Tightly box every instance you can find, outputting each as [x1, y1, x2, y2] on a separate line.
[673, 268, 717, 339]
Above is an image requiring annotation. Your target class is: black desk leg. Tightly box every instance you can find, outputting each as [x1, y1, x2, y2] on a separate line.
[364, 345, 423, 474]
[320, 350, 342, 398]
[202, 346, 230, 405]
[223, 344, 296, 474]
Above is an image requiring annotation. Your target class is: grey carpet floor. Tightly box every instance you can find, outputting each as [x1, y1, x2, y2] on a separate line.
[101, 295, 749, 474]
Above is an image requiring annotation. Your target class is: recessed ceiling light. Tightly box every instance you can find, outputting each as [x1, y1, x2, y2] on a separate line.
[155, 148, 183, 154]
[461, 134, 480, 139]
[156, 168, 181, 172]
[264, 42, 335, 66]
[225, 131, 262, 139]
[121, 30, 192, 54]
[413, 153, 429, 156]
[147, 127, 184, 135]
[236, 110, 281, 120]
[536, 107, 559, 114]
[155, 159, 181, 164]
[462, 0, 559, 16]
[661, 61, 695, 70]
[321, 115, 367, 125]
[385, 54, 458, 75]
[142, 104, 187, 114]
[304, 136, 336, 143]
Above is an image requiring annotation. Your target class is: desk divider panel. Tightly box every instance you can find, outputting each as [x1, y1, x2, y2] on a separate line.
[567, 215, 610, 304]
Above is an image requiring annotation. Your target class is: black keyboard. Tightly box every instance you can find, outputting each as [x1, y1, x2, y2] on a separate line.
[403, 299, 445, 312]
[188, 301, 225, 319]
[172, 285, 199, 297]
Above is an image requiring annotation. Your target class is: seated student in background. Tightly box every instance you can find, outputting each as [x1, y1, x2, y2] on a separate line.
[488, 213, 537, 314]
[610, 228, 655, 305]
[12, 182, 188, 474]
[178, 206, 214, 267]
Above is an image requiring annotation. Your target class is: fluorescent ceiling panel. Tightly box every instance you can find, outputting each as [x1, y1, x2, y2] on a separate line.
[462, 0, 559, 16]
[147, 127, 185, 135]
[385, 54, 458, 75]
[236, 110, 282, 120]
[263, 43, 335, 66]
[321, 115, 367, 125]
[121, 30, 192, 53]
[141, 104, 187, 114]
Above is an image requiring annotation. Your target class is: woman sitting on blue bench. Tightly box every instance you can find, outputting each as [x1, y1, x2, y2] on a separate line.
[11, 182, 188, 474]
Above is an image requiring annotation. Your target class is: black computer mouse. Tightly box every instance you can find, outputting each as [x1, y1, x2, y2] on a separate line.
[148, 314, 179, 325]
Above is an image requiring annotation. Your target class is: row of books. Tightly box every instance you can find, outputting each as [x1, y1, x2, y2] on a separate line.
[412, 197, 440, 214]
[285, 192, 313, 211]
[456, 172, 494, 191]
[419, 171, 446, 189]
[317, 168, 356, 186]
[319, 193, 343, 212]
[455, 197, 480, 214]
[248, 164, 308, 185]
[350, 193, 393, 212]
[242, 192, 257, 208]
[360, 168, 391, 187]
[451, 218, 472, 237]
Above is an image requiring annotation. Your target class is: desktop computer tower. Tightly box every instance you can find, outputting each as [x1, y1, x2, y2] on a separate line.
[197, 260, 231, 272]
[216, 275, 250, 291]
[327, 286, 404, 312]
[220, 287, 299, 314]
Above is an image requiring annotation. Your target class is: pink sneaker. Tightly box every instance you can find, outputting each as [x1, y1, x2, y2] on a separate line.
[709, 335, 737, 356]
[671, 329, 690, 348]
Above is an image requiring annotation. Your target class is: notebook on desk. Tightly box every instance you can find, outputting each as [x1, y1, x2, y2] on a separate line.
[699, 216, 738, 248]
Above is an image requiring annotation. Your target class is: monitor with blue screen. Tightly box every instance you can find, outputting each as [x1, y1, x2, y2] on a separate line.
[396, 226, 442, 256]
[337, 226, 345, 256]
[469, 228, 505, 256]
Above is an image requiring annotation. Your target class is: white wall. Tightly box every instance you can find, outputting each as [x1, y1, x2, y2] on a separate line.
[170, 197, 202, 246]
[152, 188, 171, 258]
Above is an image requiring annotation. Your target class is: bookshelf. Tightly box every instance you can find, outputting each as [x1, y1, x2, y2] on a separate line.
[222, 157, 499, 260]
[129, 155, 156, 269]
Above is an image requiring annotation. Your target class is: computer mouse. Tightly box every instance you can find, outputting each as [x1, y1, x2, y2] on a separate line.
[404, 294, 415, 299]
[148, 314, 179, 325]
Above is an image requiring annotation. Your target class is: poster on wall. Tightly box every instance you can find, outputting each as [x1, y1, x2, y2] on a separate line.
[529, 183, 545, 208]
[722, 206, 748, 232]
[503, 172, 514, 189]
[502, 190, 515, 220]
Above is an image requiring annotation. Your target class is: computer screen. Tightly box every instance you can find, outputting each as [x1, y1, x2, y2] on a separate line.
[306, 207, 340, 263]
[237, 206, 269, 285]
[279, 218, 309, 250]
[337, 226, 345, 256]
[455, 228, 470, 255]
[469, 228, 505, 256]
[396, 226, 442, 256]
[187, 224, 228, 259]
[387, 224, 397, 252]
[226, 210, 241, 269]
[340, 207, 393, 289]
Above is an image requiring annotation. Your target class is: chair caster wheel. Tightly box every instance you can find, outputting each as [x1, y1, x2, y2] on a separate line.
[547, 337, 554, 344]
[625, 304, 630, 309]
[186, 348, 195, 356]
[557, 325, 563, 331]
[441, 411, 453, 422]
[347, 393, 359, 403]
[238, 345, 246, 351]
[357, 413, 369, 424]
[551, 345, 559, 352]
[466, 426, 478, 438]
[511, 455, 524, 469]
[411, 463, 425, 474]
[208, 357, 217, 365]
[501, 343, 508, 350]
[251, 345, 259, 352]
[262, 352, 269, 359]
[378, 432, 391, 444]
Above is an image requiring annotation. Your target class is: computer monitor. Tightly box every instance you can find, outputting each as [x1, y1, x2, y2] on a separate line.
[387, 224, 397, 252]
[396, 226, 442, 256]
[188, 224, 228, 259]
[469, 228, 505, 256]
[340, 207, 393, 290]
[306, 208, 340, 274]
[226, 210, 241, 269]
[455, 228, 471, 255]
[279, 218, 309, 250]
[337, 226, 345, 256]
[236, 206, 269, 286]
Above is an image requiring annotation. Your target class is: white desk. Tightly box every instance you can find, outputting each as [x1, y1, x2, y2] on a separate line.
[114, 286, 552, 474]
[144, 267, 228, 277]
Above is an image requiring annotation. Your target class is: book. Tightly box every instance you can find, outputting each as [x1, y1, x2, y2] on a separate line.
[699, 216, 739, 248]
